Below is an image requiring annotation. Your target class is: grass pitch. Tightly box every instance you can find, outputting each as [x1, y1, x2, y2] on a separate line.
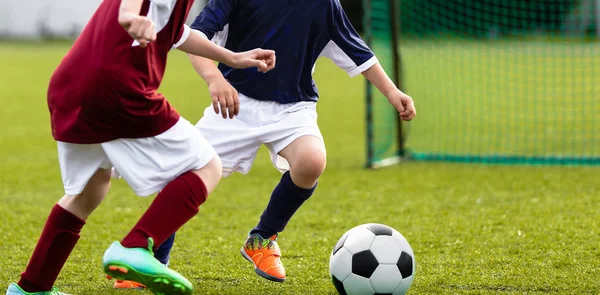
[401, 39, 600, 160]
[0, 41, 598, 294]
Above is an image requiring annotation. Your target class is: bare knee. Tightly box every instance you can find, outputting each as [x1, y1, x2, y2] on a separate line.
[290, 147, 327, 187]
[192, 155, 222, 195]
[59, 168, 112, 220]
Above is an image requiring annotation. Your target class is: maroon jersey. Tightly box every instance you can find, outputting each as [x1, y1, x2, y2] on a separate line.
[48, 0, 195, 144]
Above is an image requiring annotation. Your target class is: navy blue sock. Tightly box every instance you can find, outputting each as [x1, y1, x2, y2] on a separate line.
[154, 232, 175, 265]
[251, 171, 316, 238]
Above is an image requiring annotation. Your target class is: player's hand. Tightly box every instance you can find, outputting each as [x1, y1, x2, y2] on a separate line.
[118, 12, 157, 48]
[387, 89, 416, 121]
[208, 77, 239, 119]
[230, 49, 276, 73]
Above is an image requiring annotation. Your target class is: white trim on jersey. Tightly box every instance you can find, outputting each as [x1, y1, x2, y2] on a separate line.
[319, 40, 379, 77]
[197, 30, 209, 40]
[133, 0, 178, 47]
[348, 56, 378, 77]
[196, 25, 229, 48]
[172, 25, 191, 48]
[197, 25, 230, 47]
[211, 24, 229, 47]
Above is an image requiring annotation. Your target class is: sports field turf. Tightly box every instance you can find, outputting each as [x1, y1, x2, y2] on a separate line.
[0, 41, 598, 294]
[401, 39, 600, 161]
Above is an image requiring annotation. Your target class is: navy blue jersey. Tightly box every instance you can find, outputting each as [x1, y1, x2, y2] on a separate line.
[191, 0, 377, 104]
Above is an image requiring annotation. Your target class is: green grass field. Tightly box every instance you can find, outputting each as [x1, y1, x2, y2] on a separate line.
[401, 39, 600, 161]
[0, 41, 599, 294]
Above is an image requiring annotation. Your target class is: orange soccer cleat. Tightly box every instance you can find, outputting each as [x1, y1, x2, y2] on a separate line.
[240, 234, 286, 282]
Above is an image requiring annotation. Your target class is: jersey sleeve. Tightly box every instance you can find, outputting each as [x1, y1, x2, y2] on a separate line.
[190, 0, 235, 40]
[172, 24, 192, 48]
[324, 0, 378, 77]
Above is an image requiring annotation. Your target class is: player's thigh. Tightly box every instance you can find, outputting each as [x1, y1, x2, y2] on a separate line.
[57, 141, 112, 196]
[101, 118, 217, 196]
[196, 103, 262, 176]
[263, 103, 326, 174]
[79, 168, 112, 202]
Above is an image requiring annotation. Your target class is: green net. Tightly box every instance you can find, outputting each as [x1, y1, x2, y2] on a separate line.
[365, 0, 600, 165]
[363, 0, 404, 168]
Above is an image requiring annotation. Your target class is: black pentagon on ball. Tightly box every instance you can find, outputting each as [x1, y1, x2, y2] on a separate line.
[331, 275, 347, 295]
[397, 251, 413, 278]
[365, 224, 393, 236]
[352, 250, 379, 278]
[333, 233, 349, 255]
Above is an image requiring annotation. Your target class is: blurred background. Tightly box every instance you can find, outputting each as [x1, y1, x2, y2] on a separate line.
[0, 0, 206, 39]
[3, 1, 600, 39]
[0, 1, 599, 294]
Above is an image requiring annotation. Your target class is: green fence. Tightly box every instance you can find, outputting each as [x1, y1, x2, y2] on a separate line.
[364, 0, 600, 166]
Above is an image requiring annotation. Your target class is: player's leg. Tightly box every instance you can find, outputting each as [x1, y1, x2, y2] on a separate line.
[103, 158, 221, 295]
[255, 135, 326, 236]
[109, 169, 178, 290]
[113, 220, 176, 289]
[154, 232, 176, 265]
[241, 100, 325, 283]
[100, 118, 221, 295]
[111, 100, 250, 291]
[241, 137, 325, 283]
[7, 143, 112, 295]
[57, 168, 112, 220]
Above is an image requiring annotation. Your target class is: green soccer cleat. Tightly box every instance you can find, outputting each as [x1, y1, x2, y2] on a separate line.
[5, 283, 70, 295]
[102, 238, 193, 295]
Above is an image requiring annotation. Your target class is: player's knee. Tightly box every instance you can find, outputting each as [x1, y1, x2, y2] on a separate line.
[59, 168, 112, 220]
[192, 154, 222, 195]
[293, 148, 327, 181]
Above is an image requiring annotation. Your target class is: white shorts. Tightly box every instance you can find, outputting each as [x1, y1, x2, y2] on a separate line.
[58, 117, 216, 196]
[196, 94, 323, 176]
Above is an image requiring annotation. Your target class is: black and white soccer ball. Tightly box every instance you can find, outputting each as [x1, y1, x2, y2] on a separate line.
[329, 223, 415, 295]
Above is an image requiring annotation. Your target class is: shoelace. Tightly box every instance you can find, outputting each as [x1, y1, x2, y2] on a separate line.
[247, 235, 279, 251]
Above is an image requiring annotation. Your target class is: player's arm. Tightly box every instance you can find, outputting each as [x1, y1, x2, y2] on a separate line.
[118, 0, 156, 47]
[188, 53, 223, 85]
[177, 29, 275, 73]
[180, 0, 256, 119]
[180, 0, 274, 71]
[326, 0, 415, 120]
[177, 30, 274, 118]
[361, 63, 415, 121]
[184, 35, 240, 120]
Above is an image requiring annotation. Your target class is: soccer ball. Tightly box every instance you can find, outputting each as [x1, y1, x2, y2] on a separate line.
[329, 223, 416, 295]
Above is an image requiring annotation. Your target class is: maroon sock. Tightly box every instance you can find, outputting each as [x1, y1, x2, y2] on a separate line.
[18, 204, 85, 292]
[121, 171, 208, 250]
